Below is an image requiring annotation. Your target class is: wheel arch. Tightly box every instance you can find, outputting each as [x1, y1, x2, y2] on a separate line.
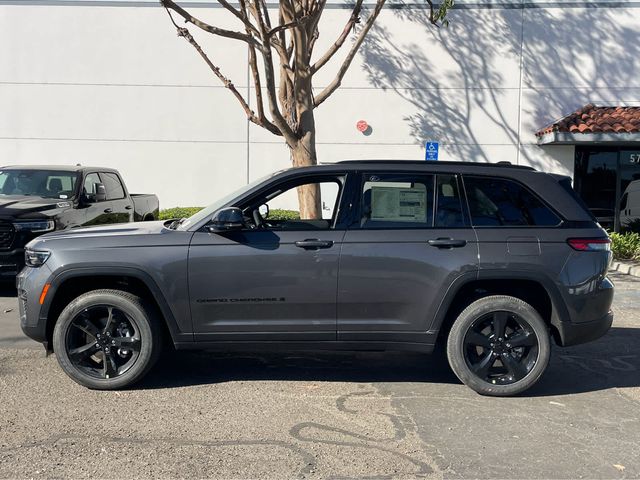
[432, 270, 569, 347]
[41, 267, 187, 352]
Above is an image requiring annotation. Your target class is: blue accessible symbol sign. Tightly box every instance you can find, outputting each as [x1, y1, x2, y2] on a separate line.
[425, 141, 439, 161]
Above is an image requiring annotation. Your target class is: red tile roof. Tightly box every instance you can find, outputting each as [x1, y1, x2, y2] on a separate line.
[536, 104, 640, 137]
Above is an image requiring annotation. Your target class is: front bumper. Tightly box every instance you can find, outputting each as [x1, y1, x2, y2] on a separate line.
[0, 248, 24, 278]
[17, 265, 53, 347]
[555, 310, 613, 347]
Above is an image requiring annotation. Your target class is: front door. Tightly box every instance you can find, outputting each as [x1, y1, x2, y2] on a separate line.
[189, 174, 348, 342]
[337, 172, 479, 344]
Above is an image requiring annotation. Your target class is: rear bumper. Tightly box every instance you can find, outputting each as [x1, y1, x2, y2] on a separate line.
[555, 310, 613, 347]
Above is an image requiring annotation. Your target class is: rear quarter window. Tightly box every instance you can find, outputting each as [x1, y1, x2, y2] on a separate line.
[464, 176, 561, 227]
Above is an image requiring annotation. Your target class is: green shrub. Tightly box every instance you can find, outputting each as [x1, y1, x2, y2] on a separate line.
[268, 209, 300, 220]
[159, 207, 203, 220]
[609, 231, 640, 261]
[159, 207, 299, 222]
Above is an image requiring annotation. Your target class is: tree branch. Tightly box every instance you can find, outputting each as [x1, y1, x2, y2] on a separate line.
[310, 0, 363, 74]
[160, 0, 261, 47]
[238, 0, 280, 135]
[215, 0, 261, 37]
[267, 19, 305, 38]
[170, 23, 280, 135]
[314, 0, 385, 107]
[250, 0, 299, 145]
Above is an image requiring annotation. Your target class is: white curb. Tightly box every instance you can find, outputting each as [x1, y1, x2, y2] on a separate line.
[610, 260, 640, 277]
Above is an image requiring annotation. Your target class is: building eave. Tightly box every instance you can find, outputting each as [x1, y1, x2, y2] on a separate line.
[537, 131, 640, 145]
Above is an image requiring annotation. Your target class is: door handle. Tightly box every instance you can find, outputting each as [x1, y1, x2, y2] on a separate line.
[428, 238, 467, 249]
[125, 205, 133, 210]
[295, 239, 334, 250]
[103, 208, 113, 214]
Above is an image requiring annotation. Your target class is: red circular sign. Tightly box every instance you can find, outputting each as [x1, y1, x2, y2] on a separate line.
[356, 120, 369, 132]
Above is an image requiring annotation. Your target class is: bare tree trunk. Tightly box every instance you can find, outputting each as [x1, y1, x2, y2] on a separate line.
[290, 136, 321, 220]
[289, 58, 322, 220]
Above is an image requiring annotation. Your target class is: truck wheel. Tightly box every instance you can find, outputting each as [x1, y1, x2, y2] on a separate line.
[52, 289, 162, 390]
[446, 295, 550, 397]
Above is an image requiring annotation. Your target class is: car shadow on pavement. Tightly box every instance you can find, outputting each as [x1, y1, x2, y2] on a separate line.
[531, 326, 640, 397]
[139, 350, 461, 390]
[138, 326, 640, 396]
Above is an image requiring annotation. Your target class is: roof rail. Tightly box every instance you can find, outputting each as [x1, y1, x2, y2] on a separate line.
[335, 160, 536, 170]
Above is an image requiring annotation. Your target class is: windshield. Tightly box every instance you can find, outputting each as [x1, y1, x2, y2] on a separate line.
[177, 172, 280, 230]
[0, 169, 79, 199]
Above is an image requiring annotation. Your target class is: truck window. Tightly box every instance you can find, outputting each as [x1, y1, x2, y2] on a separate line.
[83, 173, 100, 196]
[0, 169, 77, 199]
[464, 176, 561, 227]
[101, 172, 125, 200]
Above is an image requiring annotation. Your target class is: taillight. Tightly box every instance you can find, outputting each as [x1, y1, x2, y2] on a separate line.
[567, 238, 611, 251]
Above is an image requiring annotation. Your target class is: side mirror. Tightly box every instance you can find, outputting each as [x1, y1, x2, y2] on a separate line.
[207, 207, 245, 233]
[95, 183, 107, 203]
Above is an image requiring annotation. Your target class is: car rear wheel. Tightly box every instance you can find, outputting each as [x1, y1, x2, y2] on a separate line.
[446, 295, 550, 396]
[52, 289, 162, 390]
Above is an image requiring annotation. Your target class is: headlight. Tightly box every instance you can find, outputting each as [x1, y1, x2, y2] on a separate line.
[25, 248, 51, 268]
[13, 220, 55, 233]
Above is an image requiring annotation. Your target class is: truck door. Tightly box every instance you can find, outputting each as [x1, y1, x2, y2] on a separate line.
[81, 172, 107, 227]
[100, 172, 133, 224]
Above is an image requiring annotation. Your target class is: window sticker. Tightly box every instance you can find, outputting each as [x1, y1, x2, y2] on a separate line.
[370, 186, 427, 222]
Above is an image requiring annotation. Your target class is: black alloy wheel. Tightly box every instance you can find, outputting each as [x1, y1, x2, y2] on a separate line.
[66, 305, 141, 380]
[447, 295, 551, 396]
[53, 289, 162, 390]
[463, 310, 538, 386]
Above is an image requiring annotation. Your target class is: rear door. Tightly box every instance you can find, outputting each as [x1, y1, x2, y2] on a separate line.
[100, 172, 133, 224]
[337, 171, 479, 344]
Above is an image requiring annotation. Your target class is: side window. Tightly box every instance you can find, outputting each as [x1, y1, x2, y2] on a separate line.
[435, 175, 465, 227]
[245, 177, 343, 231]
[83, 173, 100, 196]
[464, 176, 561, 227]
[101, 172, 125, 200]
[360, 173, 434, 228]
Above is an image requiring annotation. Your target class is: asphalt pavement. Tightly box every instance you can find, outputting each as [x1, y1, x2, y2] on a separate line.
[0, 272, 638, 479]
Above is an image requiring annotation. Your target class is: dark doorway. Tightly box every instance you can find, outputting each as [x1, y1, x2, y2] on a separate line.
[575, 147, 640, 232]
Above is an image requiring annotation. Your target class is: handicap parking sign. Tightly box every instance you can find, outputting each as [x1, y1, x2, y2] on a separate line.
[425, 141, 439, 161]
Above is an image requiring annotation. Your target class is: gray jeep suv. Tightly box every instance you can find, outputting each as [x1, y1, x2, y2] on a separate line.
[17, 161, 614, 396]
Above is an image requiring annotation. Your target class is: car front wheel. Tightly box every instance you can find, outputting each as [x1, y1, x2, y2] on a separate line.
[52, 289, 162, 390]
[446, 295, 551, 396]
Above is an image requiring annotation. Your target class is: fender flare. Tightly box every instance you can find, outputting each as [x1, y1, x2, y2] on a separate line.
[39, 265, 191, 345]
[429, 269, 570, 335]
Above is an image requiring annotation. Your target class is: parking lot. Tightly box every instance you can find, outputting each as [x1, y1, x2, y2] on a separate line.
[0, 271, 638, 479]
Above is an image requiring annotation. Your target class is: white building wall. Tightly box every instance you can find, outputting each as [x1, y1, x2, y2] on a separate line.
[1, 1, 639, 207]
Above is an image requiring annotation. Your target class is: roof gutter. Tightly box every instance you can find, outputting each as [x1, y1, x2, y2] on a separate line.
[537, 131, 640, 145]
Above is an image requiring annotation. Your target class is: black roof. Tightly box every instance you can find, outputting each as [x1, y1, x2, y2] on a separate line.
[0, 165, 118, 173]
[336, 160, 535, 171]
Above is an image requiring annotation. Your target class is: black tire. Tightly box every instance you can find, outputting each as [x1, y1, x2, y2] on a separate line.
[446, 295, 551, 397]
[52, 289, 162, 390]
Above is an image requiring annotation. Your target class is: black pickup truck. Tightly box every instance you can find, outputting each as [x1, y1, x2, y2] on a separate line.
[0, 165, 159, 277]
